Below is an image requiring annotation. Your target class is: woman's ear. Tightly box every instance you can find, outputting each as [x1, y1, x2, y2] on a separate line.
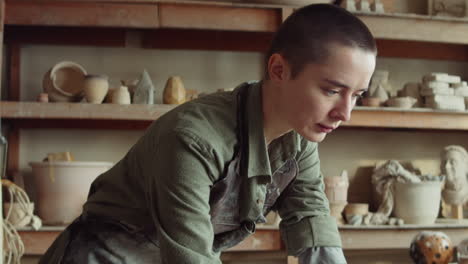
[267, 53, 291, 81]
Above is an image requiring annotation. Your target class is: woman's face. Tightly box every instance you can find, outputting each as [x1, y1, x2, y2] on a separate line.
[277, 44, 376, 142]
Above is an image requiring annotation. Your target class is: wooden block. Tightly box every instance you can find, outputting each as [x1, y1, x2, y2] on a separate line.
[287, 256, 299, 264]
[452, 204, 464, 219]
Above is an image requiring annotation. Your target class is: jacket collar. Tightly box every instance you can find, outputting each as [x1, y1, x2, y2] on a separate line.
[241, 81, 302, 178]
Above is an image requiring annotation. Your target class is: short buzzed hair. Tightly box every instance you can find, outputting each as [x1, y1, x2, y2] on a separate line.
[265, 3, 377, 79]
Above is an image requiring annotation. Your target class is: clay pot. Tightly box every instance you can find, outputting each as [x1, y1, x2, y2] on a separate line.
[163, 76, 186, 104]
[324, 175, 349, 202]
[344, 203, 369, 216]
[36, 93, 49, 103]
[329, 201, 347, 225]
[29, 161, 113, 225]
[361, 97, 381, 107]
[386, 96, 417, 109]
[3, 202, 34, 227]
[42, 61, 87, 102]
[110, 86, 131, 104]
[83, 75, 109, 104]
[393, 181, 442, 225]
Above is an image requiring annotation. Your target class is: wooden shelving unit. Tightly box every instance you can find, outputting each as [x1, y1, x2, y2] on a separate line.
[17, 221, 468, 255]
[4, 1, 468, 263]
[3, 101, 468, 130]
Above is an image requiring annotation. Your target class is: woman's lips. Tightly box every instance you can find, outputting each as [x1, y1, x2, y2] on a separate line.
[317, 124, 335, 133]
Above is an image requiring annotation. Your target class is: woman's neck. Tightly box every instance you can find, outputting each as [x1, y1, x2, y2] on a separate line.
[261, 81, 292, 145]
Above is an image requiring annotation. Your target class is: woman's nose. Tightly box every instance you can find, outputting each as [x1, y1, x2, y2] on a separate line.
[331, 98, 353, 122]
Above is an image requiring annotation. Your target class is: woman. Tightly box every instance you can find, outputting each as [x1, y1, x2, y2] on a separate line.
[41, 3, 376, 263]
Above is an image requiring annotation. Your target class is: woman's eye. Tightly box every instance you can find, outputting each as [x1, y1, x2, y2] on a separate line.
[324, 89, 339, 96]
[353, 92, 364, 99]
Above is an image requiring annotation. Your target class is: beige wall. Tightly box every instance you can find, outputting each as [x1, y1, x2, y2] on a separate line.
[9, 43, 468, 263]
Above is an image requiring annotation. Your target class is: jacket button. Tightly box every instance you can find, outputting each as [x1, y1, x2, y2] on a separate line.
[257, 199, 264, 205]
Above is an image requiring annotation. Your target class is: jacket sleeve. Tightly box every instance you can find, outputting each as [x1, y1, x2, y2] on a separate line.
[298, 247, 347, 264]
[145, 129, 221, 263]
[275, 140, 342, 256]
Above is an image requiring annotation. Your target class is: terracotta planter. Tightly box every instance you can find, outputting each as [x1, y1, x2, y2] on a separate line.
[393, 181, 442, 225]
[29, 161, 113, 225]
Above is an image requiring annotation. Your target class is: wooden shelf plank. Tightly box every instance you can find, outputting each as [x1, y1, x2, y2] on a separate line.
[17, 227, 283, 255]
[5, 1, 159, 28]
[3, 102, 468, 131]
[343, 107, 468, 130]
[359, 13, 468, 45]
[340, 224, 468, 250]
[17, 223, 468, 255]
[0, 101, 175, 121]
[158, 3, 280, 32]
[6, 1, 468, 55]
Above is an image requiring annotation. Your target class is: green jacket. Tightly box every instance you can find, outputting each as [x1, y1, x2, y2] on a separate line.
[47, 81, 341, 263]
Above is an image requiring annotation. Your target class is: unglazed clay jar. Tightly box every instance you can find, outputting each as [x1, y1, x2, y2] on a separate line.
[83, 75, 109, 104]
[110, 85, 131, 105]
[394, 181, 442, 224]
[410, 231, 454, 264]
[43, 61, 87, 102]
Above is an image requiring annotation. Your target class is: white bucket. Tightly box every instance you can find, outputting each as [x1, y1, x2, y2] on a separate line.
[29, 161, 113, 225]
[394, 181, 442, 225]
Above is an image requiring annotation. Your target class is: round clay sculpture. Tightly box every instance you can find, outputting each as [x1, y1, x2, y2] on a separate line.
[410, 231, 454, 264]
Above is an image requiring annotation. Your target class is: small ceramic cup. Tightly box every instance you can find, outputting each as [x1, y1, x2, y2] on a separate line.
[83, 74, 109, 104]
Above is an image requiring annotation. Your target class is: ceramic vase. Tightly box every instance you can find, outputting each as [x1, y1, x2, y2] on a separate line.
[83, 75, 109, 104]
[324, 175, 349, 202]
[110, 85, 131, 105]
[324, 172, 349, 224]
[394, 181, 442, 225]
[163, 76, 186, 104]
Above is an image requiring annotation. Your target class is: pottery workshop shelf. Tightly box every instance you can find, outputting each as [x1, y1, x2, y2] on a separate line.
[3, 102, 468, 130]
[343, 107, 468, 130]
[0, 101, 175, 129]
[16, 227, 284, 255]
[6, 1, 468, 46]
[340, 221, 468, 250]
[16, 222, 468, 255]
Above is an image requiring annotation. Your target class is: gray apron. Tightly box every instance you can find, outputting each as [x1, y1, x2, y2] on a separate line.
[40, 84, 298, 263]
